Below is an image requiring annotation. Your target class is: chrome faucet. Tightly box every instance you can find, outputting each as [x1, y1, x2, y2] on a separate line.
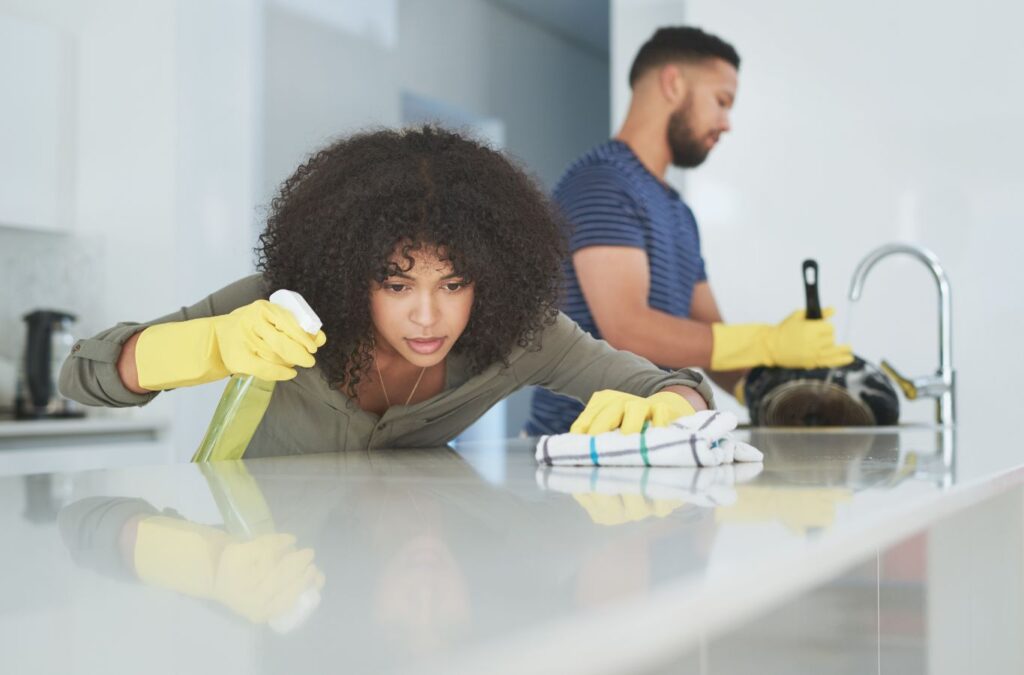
[848, 243, 956, 427]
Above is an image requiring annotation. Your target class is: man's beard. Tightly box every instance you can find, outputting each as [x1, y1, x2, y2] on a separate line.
[667, 102, 712, 169]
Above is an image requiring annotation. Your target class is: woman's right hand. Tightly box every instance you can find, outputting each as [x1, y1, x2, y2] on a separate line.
[133, 299, 327, 391]
[570, 389, 697, 435]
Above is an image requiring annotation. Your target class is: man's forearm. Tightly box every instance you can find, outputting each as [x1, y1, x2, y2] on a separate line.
[605, 309, 746, 400]
[602, 306, 715, 370]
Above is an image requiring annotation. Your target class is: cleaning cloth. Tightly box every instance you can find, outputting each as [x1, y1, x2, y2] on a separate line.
[535, 410, 763, 468]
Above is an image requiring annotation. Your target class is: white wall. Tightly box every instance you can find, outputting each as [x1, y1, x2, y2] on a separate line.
[0, 0, 261, 455]
[264, 0, 609, 197]
[398, 0, 609, 189]
[0, 13, 74, 232]
[612, 0, 1024, 474]
[263, 1, 402, 203]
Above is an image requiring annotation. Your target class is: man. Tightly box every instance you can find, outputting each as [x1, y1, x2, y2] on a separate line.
[526, 26, 852, 435]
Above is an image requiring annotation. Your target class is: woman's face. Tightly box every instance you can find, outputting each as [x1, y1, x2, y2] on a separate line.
[369, 248, 475, 368]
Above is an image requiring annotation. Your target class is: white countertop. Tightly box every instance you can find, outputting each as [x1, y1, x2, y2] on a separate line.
[0, 424, 1015, 674]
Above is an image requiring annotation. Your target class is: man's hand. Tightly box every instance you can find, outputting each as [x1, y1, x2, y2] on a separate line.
[711, 307, 853, 371]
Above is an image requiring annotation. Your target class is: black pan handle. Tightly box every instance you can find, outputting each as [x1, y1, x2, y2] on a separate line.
[802, 259, 823, 320]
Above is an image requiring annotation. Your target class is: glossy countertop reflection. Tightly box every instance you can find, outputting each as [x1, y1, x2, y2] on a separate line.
[0, 425, 1017, 675]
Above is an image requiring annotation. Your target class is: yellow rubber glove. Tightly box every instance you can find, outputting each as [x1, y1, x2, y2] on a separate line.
[213, 536, 324, 624]
[710, 307, 853, 371]
[733, 375, 747, 406]
[573, 493, 684, 526]
[570, 390, 697, 435]
[133, 516, 325, 624]
[135, 299, 327, 390]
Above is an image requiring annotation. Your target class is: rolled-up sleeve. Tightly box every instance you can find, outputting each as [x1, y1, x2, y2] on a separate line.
[59, 322, 161, 407]
[59, 275, 267, 408]
[515, 312, 715, 407]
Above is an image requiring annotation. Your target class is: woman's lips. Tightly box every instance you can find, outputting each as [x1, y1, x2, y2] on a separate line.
[405, 337, 446, 355]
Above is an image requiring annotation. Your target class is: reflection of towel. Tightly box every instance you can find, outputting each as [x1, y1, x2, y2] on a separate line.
[536, 463, 764, 509]
[535, 410, 763, 468]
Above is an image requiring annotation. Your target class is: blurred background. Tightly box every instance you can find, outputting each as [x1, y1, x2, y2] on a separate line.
[1, 0, 1021, 477]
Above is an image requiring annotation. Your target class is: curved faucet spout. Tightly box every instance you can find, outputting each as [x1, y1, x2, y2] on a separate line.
[847, 243, 955, 426]
[849, 244, 950, 308]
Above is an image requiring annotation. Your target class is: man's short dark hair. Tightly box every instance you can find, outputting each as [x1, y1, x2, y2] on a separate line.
[629, 26, 740, 87]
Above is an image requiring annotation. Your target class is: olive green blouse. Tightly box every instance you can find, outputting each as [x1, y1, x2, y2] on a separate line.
[59, 275, 714, 457]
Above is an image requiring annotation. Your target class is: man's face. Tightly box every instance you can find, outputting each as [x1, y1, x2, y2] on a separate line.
[667, 58, 738, 168]
[369, 246, 475, 368]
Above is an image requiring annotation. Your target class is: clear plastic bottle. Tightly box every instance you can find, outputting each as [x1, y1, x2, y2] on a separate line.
[191, 290, 322, 462]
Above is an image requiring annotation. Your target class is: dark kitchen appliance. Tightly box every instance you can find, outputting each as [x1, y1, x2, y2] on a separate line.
[743, 260, 900, 427]
[15, 309, 84, 419]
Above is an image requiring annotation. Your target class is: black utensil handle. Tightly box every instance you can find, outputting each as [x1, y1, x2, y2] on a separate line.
[802, 259, 823, 320]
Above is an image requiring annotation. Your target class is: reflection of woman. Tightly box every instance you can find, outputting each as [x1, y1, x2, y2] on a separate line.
[60, 127, 712, 456]
[262, 466, 717, 667]
[56, 450, 719, 670]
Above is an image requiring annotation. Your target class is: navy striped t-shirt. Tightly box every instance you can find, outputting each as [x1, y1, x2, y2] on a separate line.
[525, 140, 708, 435]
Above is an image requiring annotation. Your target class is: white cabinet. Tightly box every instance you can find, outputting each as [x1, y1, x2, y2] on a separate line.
[0, 418, 172, 476]
[0, 14, 74, 232]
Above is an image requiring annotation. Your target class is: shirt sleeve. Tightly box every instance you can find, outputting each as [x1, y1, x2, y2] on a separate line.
[58, 275, 267, 408]
[556, 165, 647, 254]
[57, 497, 160, 580]
[513, 312, 715, 407]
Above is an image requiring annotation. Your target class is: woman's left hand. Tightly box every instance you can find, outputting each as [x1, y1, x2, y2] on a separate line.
[570, 390, 697, 435]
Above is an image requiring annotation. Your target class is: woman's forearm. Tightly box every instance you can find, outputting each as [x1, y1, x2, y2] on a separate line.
[117, 331, 149, 394]
[661, 384, 710, 412]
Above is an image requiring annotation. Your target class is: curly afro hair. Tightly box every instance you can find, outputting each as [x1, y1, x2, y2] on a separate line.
[257, 125, 566, 397]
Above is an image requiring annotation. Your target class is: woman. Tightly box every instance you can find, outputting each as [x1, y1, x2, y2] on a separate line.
[60, 127, 713, 457]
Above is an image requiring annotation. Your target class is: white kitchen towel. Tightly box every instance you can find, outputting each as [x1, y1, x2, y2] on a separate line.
[535, 410, 763, 467]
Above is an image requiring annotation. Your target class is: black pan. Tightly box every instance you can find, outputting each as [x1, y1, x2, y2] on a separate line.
[743, 260, 900, 427]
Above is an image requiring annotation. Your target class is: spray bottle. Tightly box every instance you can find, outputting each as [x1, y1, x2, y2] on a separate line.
[191, 289, 322, 463]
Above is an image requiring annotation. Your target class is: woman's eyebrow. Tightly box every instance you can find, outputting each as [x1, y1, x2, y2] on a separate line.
[385, 270, 463, 280]
[386, 270, 413, 279]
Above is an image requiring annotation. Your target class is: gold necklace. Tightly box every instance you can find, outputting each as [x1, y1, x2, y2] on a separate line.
[374, 360, 427, 407]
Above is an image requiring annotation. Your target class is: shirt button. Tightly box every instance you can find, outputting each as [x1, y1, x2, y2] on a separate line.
[379, 422, 388, 430]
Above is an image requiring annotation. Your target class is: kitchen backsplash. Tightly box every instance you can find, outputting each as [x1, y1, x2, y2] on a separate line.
[0, 229, 106, 405]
